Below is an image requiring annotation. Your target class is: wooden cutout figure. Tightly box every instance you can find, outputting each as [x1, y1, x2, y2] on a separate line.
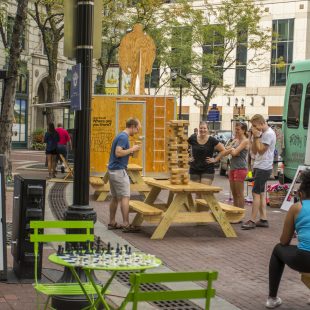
[119, 24, 156, 95]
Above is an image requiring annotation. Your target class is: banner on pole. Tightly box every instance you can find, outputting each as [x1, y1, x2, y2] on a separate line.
[70, 63, 82, 111]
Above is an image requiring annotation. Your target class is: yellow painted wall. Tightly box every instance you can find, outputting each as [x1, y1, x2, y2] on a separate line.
[90, 95, 176, 176]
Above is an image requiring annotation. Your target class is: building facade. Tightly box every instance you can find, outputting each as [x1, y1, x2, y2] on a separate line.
[1, 0, 310, 147]
[171, 0, 310, 133]
[0, 1, 75, 148]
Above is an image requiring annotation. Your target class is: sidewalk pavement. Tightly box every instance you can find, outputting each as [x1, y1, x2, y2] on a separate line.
[1, 150, 309, 310]
[0, 150, 236, 310]
[91, 180, 310, 310]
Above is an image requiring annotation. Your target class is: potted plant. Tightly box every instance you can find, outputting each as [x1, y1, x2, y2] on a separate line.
[31, 128, 45, 150]
[267, 183, 289, 208]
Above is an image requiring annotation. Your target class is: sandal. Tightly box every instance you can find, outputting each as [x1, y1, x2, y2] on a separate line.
[107, 222, 123, 230]
[122, 225, 141, 233]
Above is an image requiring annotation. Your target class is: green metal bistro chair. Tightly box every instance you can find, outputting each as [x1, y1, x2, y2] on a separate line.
[30, 220, 101, 310]
[119, 271, 218, 310]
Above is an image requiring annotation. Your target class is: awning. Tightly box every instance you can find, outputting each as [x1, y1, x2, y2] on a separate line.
[32, 101, 71, 109]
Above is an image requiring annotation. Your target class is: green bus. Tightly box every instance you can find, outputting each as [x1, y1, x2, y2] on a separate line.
[283, 60, 310, 181]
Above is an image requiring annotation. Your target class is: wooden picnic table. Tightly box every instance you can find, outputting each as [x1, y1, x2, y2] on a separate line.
[90, 164, 150, 201]
[129, 178, 237, 240]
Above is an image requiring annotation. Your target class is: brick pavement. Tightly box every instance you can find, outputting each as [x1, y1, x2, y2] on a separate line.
[1, 150, 309, 310]
[91, 180, 310, 310]
[0, 150, 60, 309]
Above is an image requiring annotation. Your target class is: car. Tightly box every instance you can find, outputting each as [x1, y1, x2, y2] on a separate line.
[219, 138, 233, 176]
[213, 130, 232, 145]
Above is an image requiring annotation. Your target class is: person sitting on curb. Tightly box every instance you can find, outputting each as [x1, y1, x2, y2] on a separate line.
[265, 169, 310, 308]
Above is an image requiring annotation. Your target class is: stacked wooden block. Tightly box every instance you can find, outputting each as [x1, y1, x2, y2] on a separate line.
[167, 120, 189, 184]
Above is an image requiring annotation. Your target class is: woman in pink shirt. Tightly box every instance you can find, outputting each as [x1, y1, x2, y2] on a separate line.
[55, 123, 72, 173]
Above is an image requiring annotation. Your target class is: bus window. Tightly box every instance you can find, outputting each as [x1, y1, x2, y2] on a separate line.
[303, 83, 310, 129]
[287, 83, 302, 128]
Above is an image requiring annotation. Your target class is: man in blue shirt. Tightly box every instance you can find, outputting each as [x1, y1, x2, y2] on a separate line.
[108, 117, 141, 232]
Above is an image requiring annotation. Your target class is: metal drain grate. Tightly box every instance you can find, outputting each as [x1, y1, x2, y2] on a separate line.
[115, 271, 202, 310]
[49, 183, 203, 310]
[49, 183, 67, 220]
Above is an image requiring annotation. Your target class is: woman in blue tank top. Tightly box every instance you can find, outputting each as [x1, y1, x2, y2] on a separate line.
[266, 169, 310, 308]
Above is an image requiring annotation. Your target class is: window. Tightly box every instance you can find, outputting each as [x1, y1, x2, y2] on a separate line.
[16, 74, 28, 94]
[94, 75, 105, 94]
[202, 24, 224, 86]
[303, 83, 310, 129]
[63, 108, 75, 129]
[170, 26, 192, 87]
[235, 28, 247, 87]
[287, 83, 302, 128]
[12, 99, 27, 144]
[145, 59, 160, 89]
[271, 19, 294, 86]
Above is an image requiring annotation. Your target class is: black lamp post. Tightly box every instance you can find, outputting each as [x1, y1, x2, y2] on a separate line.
[171, 72, 191, 120]
[51, 1, 97, 309]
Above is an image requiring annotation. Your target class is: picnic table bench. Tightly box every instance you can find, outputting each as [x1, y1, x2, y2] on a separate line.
[195, 199, 245, 223]
[90, 164, 150, 201]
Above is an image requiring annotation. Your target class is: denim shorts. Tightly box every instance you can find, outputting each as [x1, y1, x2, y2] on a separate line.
[252, 168, 272, 194]
[108, 169, 130, 198]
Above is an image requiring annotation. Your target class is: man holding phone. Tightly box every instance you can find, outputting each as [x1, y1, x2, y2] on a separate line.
[242, 114, 276, 230]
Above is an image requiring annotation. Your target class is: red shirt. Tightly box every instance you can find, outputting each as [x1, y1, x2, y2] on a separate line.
[56, 127, 70, 145]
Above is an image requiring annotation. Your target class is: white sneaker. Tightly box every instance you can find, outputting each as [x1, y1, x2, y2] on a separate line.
[266, 297, 282, 308]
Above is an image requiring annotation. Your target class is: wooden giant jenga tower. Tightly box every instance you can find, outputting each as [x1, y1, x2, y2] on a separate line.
[167, 120, 189, 184]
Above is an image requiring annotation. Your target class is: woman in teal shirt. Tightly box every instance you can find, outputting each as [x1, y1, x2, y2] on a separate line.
[266, 169, 310, 308]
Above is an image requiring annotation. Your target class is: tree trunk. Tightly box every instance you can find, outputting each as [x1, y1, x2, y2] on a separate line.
[202, 103, 209, 121]
[45, 42, 58, 125]
[0, 0, 29, 180]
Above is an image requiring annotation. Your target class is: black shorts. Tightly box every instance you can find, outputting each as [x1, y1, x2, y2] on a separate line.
[57, 144, 67, 158]
[46, 149, 57, 155]
[252, 168, 272, 194]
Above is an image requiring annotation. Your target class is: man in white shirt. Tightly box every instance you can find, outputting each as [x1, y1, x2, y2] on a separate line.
[242, 114, 276, 230]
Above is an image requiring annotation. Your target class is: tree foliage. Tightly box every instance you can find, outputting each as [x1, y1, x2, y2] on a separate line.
[98, 0, 192, 93]
[98, 0, 270, 119]
[29, 0, 64, 124]
[158, 0, 271, 117]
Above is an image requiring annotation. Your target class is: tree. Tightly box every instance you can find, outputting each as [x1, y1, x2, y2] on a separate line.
[0, 0, 29, 180]
[97, 0, 192, 94]
[158, 0, 271, 119]
[29, 0, 64, 124]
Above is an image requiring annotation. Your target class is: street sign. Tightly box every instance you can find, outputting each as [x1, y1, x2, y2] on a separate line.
[207, 110, 220, 121]
[70, 64, 81, 111]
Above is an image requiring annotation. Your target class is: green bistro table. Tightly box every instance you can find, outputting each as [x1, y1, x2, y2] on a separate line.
[48, 252, 162, 310]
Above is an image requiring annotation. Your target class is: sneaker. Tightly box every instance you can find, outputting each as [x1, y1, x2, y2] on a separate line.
[256, 219, 269, 228]
[241, 220, 256, 230]
[266, 297, 282, 308]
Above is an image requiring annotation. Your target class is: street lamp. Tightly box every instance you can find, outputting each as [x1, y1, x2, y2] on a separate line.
[171, 71, 192, 119]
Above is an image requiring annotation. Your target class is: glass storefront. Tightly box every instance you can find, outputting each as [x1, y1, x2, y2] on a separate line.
[12, 70, 28, 148]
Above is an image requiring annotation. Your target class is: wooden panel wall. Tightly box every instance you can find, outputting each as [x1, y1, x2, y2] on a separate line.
[90, 95, 176, 175]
